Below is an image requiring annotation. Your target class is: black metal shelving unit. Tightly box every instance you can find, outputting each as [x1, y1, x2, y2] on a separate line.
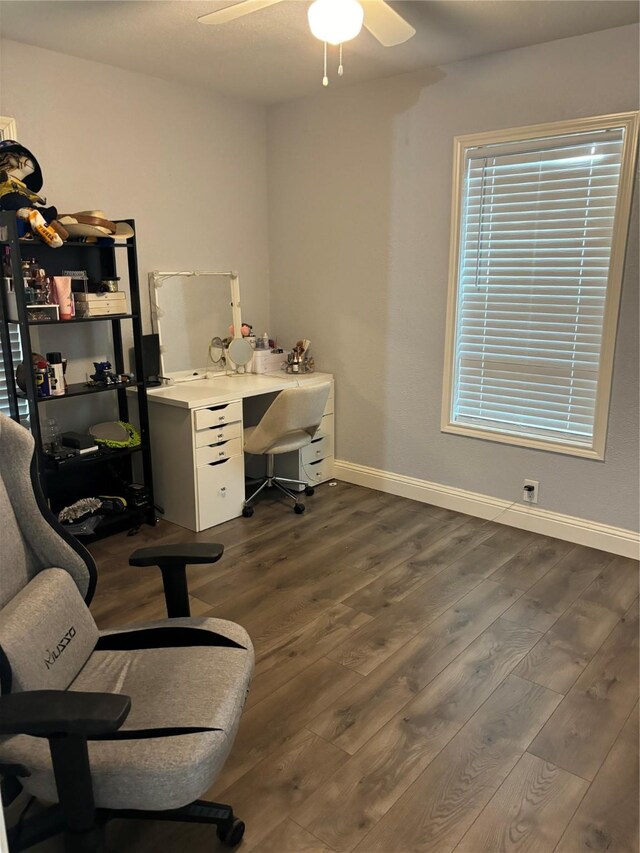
[0, 212, 156, 540]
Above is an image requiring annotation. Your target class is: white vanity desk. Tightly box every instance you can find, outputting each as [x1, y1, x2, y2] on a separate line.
[145, 371, 334, 531]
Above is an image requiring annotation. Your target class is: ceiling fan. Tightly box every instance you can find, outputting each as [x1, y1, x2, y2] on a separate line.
[198, 0, 416, 85]
[198, 0, 416, 47]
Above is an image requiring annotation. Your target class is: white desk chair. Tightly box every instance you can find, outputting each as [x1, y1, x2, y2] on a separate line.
[242, 382, 331, 516]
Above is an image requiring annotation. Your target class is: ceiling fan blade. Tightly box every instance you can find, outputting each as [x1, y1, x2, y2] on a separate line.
[198, 0, 283, 26]
[362, 0, 416, 46]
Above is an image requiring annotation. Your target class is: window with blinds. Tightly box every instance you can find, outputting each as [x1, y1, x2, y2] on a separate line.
[443, 114, 638, 458]
[0, 326, 27, 419]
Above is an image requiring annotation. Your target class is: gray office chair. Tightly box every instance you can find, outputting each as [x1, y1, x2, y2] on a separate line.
[242, 382, 331, 516]
[0, 413, 254, 852]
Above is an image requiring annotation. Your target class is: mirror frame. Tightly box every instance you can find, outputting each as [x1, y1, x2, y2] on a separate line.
[149, 270, 242, 382]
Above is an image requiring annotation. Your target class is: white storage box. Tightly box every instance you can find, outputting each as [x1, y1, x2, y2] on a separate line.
[73, 291, 128, 316]
[6, 292, 60, 322]
[251, 350, 285, 374]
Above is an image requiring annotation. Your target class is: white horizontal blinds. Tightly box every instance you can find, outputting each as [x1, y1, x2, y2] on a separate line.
[0, 329, 27, 418]
[452, 126, 625, 445]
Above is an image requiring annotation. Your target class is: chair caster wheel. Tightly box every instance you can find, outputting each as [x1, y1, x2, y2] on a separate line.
[294, 503, 306, 514]
[217, 818, 245, 847]
[242, 506, 254, 518]
[304, 486, 315, 496]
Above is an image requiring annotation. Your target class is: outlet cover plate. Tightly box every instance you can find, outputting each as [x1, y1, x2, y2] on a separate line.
[523, 479, 539, 504]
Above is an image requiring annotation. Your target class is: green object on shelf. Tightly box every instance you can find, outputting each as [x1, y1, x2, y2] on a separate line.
[88, 421, 141, 448]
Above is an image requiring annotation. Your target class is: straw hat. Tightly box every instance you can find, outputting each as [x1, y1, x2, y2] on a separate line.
[58, 210, 134, 240]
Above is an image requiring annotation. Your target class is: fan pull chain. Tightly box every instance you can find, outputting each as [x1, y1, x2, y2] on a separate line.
[338, 43, 344, 77]
[322, 40, 328, 86]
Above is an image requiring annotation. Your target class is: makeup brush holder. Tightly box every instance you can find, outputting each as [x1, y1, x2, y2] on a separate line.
[285, 355, 315, 374]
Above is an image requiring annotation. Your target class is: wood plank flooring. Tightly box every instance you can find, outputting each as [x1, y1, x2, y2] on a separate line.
[32, 482, 639, 852]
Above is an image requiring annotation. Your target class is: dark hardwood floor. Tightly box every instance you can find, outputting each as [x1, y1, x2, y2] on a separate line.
[35, 482, 639, 852]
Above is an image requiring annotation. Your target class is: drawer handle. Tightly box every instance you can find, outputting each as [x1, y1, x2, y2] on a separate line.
[208, 459, 229, 467]
[203, 432, 226, 444]
[206, 426, 228, 435]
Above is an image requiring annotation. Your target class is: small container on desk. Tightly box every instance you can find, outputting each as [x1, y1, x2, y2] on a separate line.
[251, 350, 285, 374]
[285, 354, 315, 374]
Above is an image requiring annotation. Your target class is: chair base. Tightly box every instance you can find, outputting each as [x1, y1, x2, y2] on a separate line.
[8, 799, 245, 852]
[244, 454, 314, 515]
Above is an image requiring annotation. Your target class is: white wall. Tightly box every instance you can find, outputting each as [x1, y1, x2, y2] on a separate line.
[0, 38, 270, 428]
[267, 24, 640, 531]
[0, 39, 270, 334]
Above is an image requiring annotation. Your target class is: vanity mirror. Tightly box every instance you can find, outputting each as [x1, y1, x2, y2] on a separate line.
[227, 337, 253, 374]
[149, 270, 242, 382]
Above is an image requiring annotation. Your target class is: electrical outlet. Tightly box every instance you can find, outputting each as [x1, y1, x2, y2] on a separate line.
[523, 479, 539, 504]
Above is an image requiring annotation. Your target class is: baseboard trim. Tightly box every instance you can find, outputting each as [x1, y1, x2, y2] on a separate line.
[334, 460, 639, 559]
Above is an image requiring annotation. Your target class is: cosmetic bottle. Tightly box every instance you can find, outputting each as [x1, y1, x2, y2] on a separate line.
[46, 352, 66, 396]
[52, 276, 73, 319]
[34, 361, 51, 397]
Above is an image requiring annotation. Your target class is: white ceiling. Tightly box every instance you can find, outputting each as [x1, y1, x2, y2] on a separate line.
[0, 0, 637, 104]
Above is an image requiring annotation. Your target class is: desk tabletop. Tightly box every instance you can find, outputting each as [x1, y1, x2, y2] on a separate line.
[144, 371, 333, 410]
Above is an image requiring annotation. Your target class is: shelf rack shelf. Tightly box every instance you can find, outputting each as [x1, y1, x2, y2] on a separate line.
[18, 380, 143, 403]
[43, 444, 143, 473]
[0, 239, 131, 251]
[27, 314, 137, 326]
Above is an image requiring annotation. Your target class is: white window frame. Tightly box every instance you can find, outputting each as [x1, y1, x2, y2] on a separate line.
[441, 111, 639, 460]
[0, 116, 17, 140]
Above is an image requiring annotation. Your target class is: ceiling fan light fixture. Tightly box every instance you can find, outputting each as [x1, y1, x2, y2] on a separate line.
[307, 0, 364, 46]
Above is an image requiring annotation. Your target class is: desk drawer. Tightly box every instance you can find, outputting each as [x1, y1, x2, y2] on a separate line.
[196, 437, 243, 467]
[301, 433, 334, 464]
[197, 456, 245, 530]
[302, 456, 334, 484]
[195, 420, 243, 448]
[194, 401, 242, 431]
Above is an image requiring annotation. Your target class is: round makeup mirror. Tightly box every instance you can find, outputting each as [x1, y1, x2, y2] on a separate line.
[208, 336, 225, 372]
[209, 338, 224, 364]
[227, 337, 253, 373]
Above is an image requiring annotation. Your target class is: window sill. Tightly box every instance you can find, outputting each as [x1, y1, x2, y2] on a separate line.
[440, 421, 605, 460]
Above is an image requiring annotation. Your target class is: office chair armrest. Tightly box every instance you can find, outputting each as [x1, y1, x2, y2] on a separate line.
[128, 543, 224, 618]
[128, 543, 224, 568]
[0, 691, 130, 834]
[0, 689, 131, 738]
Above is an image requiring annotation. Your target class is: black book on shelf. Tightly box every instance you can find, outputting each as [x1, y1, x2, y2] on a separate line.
[62, 431, 97, 450]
